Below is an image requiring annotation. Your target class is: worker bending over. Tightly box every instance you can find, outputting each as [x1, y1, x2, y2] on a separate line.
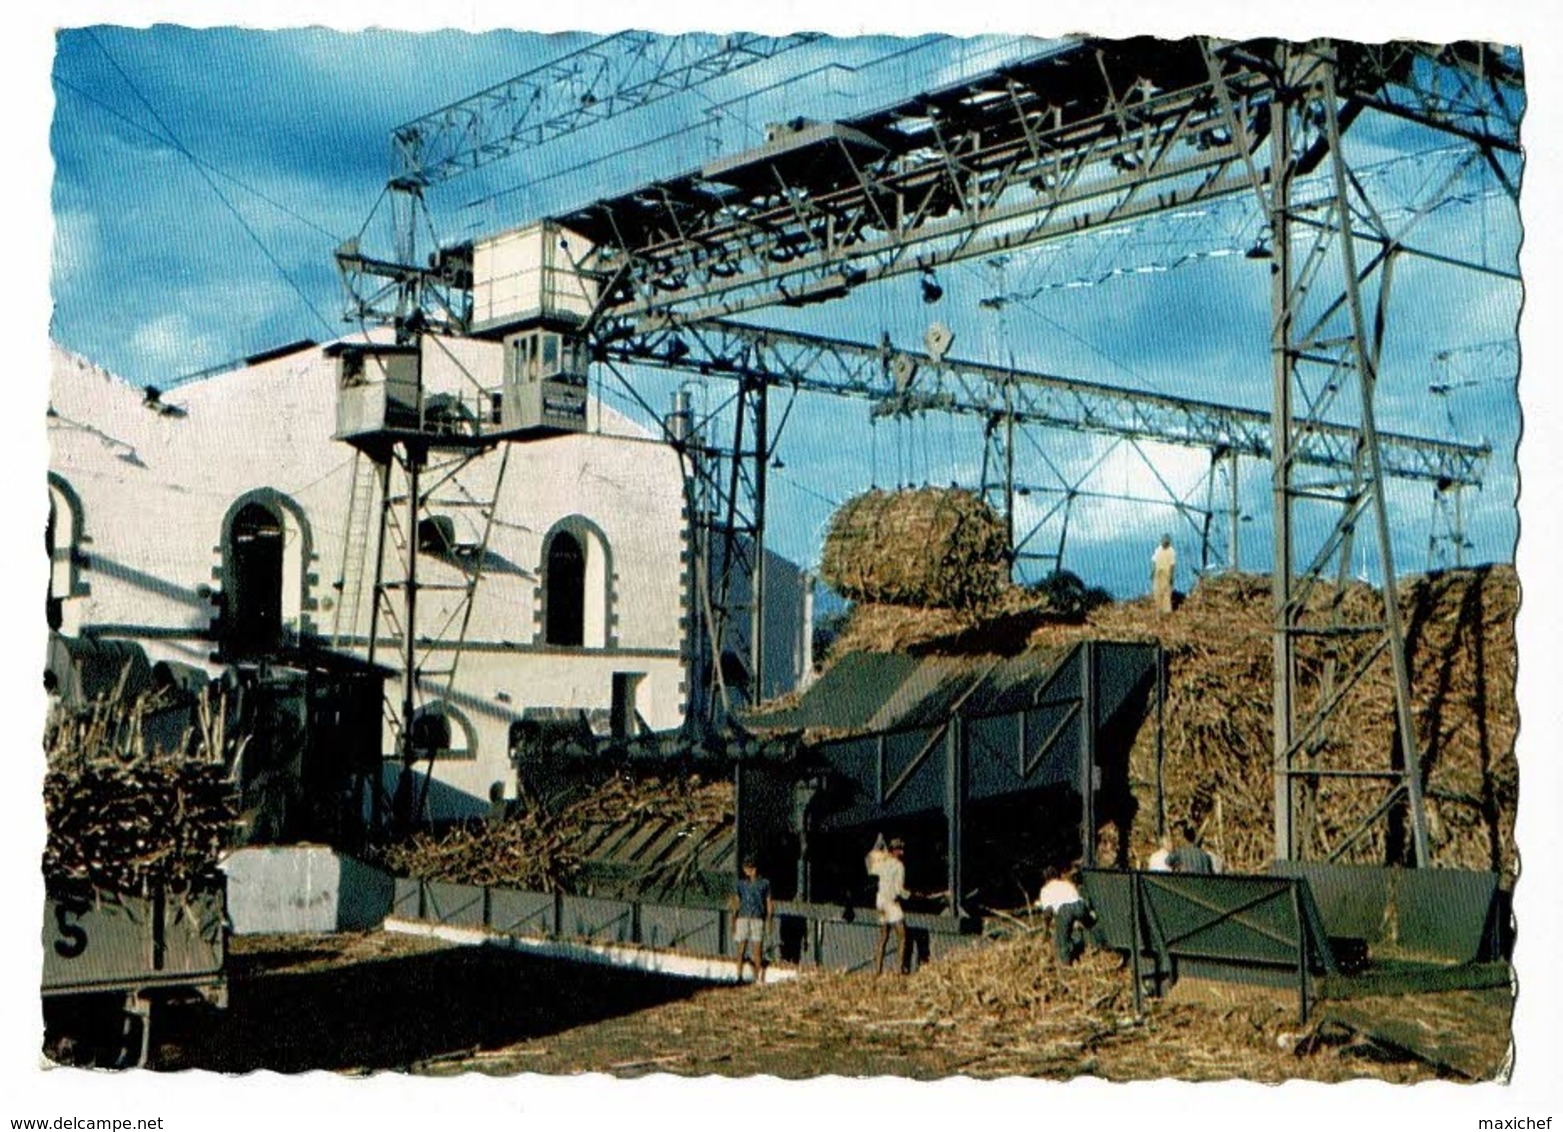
[1036, 866, 1107, 965]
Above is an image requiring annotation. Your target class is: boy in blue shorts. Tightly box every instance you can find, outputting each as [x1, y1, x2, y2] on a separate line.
[732, 858, 772, 984]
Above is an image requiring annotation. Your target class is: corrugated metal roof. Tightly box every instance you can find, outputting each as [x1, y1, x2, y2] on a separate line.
[745, 647, 1071, 738]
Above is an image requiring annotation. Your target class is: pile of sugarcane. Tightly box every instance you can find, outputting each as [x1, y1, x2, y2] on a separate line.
[379, 773, 733, 892]
[824, 565, 1519, 877]
[1087, 567, 1519, 875]
[43, 688, 241, 894]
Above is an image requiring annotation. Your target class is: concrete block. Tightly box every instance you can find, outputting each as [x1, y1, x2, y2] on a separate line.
[220, 846, 394, 935]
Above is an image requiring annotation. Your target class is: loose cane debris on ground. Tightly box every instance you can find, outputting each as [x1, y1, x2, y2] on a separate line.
[408, 928, 1505, 1081]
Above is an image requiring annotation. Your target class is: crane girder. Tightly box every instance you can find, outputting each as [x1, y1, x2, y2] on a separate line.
[599, 319, 1489, 488]
[391, 32, 824, 187]
[349, 37, 1520, 338]
[540, 37, 1520, 330]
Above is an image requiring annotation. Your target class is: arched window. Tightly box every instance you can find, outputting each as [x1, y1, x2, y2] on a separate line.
[225, 502, 284, 657]
[545, 531, 586, 646]
[410, 702, 475, 761]
[539, 517, 612, 649]
[47, 477, 85, 634]
[219, 490, 315, 658]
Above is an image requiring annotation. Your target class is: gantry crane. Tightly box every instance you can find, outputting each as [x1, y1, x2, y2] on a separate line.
[330, 31, 820, 826]
[335, 35, 1522, 863]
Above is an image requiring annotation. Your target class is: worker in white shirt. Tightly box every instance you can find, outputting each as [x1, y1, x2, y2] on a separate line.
[866, 837, 911, 975]
[1035, 866, 1106, 964]
[1146, 833, 1173, 872]
[1151, 534, 1177, 614]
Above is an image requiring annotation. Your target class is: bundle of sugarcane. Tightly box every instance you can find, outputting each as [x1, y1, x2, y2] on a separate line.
[43, 688, 241, 894]
[820, 488, 1010, 610]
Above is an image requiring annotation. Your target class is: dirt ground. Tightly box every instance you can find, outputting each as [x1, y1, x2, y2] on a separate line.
[136, 932, 1512, 1081]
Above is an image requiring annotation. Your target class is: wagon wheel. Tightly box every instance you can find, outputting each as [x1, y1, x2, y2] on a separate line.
[109, 995, 153, 1069]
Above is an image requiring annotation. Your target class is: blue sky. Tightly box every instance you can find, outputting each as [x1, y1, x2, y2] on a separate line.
[49, 27, 1524, 599]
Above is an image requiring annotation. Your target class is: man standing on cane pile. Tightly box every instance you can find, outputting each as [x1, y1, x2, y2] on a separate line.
[1151, 533, 1177, 614]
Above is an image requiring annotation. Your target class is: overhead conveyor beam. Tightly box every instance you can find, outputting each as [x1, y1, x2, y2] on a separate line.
[350, 37, 1521, 341]
[391, 31, 824, 188]
[539, 37, 1521, 331]
[600, 319, 1490, 488]
[562, 38, 1272, 327]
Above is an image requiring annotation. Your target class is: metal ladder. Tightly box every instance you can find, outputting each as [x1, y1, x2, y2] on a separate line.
[331, 452, 381, 649]
[367, 445, 513, 824]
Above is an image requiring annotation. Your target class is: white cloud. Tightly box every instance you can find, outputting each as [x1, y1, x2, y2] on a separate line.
[126, 311, 228, 382]
[51, 206, 100, 283]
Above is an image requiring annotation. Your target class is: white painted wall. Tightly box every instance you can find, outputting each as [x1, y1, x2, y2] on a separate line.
[47, 340, 813, 820]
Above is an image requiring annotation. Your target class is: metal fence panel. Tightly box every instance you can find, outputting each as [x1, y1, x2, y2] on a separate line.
[1080, 870, 1137, 949]
[1270, 862, 1388, 941]
[488, 888, 557, 937]
[1084, 870, 1334, 975]
[558, 895, 634, 944]
[638, 903, 724, 955]
[1395, 868, 1500, 963]
[1271, 863, 1501, 963]
[817, 919, 888, 974]
[391, 878, 423, 919]
[424, 881, 486, 928]
[1141, 874, 1301, 966]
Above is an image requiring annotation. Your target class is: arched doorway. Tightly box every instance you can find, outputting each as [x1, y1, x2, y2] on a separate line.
[46, 477, 84, 634]
[544, 530, 586, 646]
[46, 491, 64, 631]
[226, 502, 284, 657]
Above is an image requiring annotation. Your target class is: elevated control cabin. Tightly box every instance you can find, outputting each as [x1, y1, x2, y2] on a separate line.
[330, 329, 588, 451]
[334, 221, 603, 451]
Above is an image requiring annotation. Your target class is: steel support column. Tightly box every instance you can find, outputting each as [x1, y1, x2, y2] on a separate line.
[393, 446, 424, 830]
[1266, 44, 1430, 865]
[680, 375, 772, 724]
[749, 382, 769, 702]
[363, 457, 394, 834]
[945, 716, 966, 919]
[1079, 641, 1098, 868]
[1228, 450, 1241, 571]
[1269, 78, 1298, 860]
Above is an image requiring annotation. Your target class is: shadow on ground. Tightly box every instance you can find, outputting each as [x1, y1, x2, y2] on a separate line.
[154, 941, 705, 1073]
